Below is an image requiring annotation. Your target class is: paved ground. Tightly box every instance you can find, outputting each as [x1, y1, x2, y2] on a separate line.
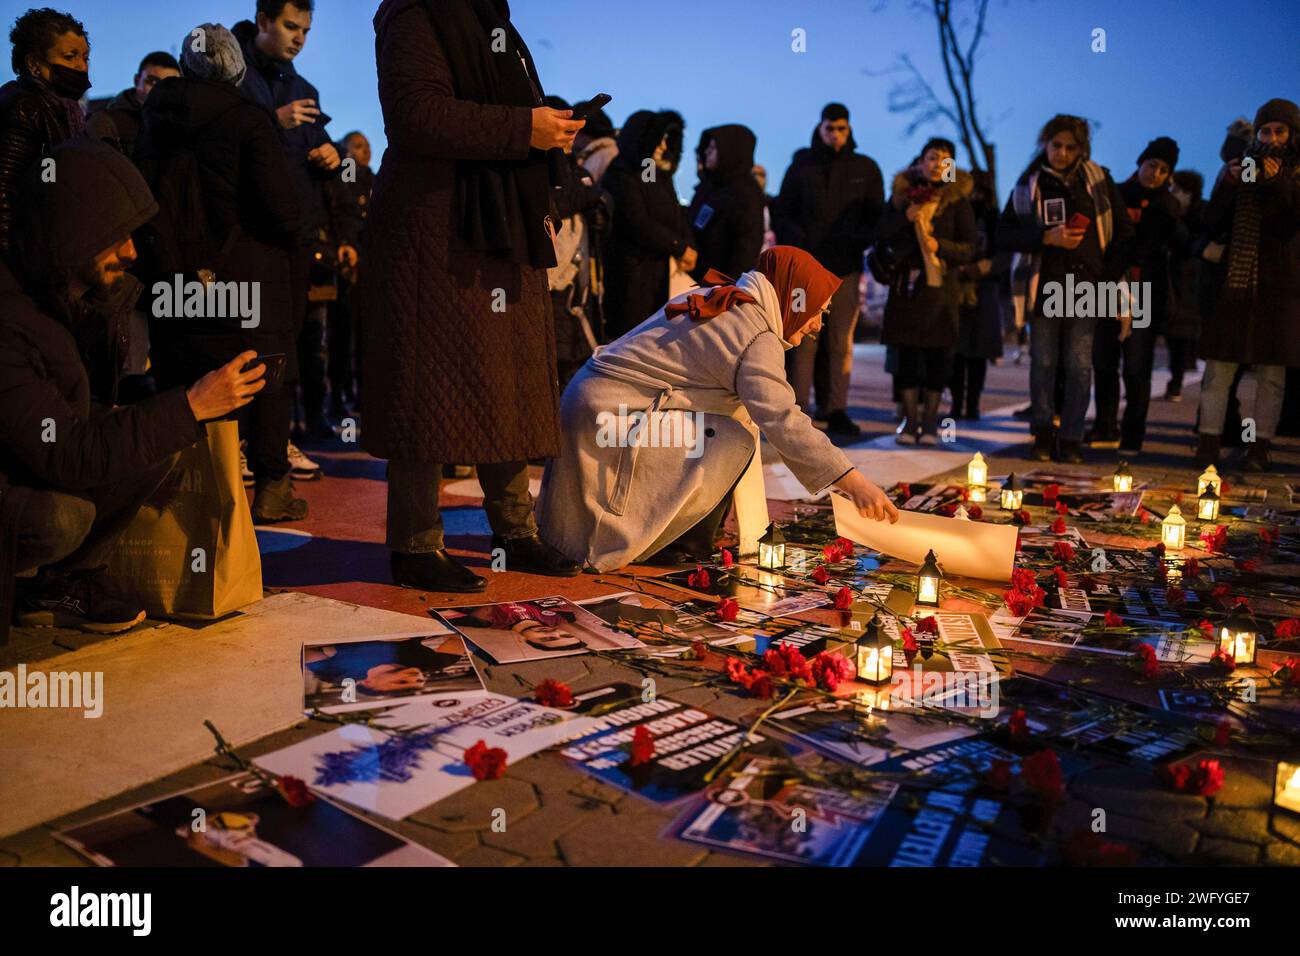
[4, 342, 1299, 867]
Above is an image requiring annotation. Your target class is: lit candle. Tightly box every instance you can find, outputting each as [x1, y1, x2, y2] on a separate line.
[999, 473, 1022, 511]
[1197, 464, 1222, 497]
[1113, 461, 1133, 493]
[967, 452, 988, 487]
[1197, 485, 1220, 522]
[1161, 504, 1186, 550]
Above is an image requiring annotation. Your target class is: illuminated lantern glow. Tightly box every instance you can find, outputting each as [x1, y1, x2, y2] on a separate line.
[968, 486, 987, 503]
[758, 523, 786, 570]
[1197, 464, 1222, 497]
[916, 549, 942, 607]
[1276, 761, 1300, 815]
[1161, 504, 1187, 551]
[999, 473, 1023, 511]
[1113, 461, 1134, 493]
[854, 614, 894, 685]
[967, 452, 988, 488]
[1218, 603, 1258, 665]
[1197, 485, 1220, 522]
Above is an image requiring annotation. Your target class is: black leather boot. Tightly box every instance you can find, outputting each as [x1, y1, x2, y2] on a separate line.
[1194, 434, 1221, 469]
[492, 533, 582, 577]
[391, 550, 487, 593]
[895, 388, 920, 445]
[1244, 437, 1272, 473]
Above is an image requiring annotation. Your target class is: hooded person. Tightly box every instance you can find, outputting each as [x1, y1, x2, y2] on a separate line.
[687, 124, 765, 282]
[134, 23, 306, 523]
[602, 108, 694, 340]
[1195, 97, 1300, 471]
[537, 246, 898, 572]
[773, 103, 885, 436]
[86, 51, 181, 158]
[573, 99, 617, 184]
[0, 139, 266, 641]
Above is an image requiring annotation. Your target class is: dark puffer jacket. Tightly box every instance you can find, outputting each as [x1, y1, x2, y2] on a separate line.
[773, 127, 884, 277]
[602, 109, 691, 339]
[0, 77, 85, 257]
[687, 124, 765, 281]
[878, 166, 977, 349]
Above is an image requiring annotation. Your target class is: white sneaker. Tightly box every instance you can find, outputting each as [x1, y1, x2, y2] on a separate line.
[287, 442, 322, 480]
[239, 440, 254, 487]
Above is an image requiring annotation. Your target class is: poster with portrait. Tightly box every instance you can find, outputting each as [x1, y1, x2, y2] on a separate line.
[653, 564, 829, 616]
[55, 773, 453, 867]
[302, 633, 484, 714]
[576, 591, 754, 656]
[433, 596, 643, 664]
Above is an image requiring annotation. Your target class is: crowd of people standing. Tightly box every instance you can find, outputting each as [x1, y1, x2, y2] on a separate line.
[0, 0, 1296, 633]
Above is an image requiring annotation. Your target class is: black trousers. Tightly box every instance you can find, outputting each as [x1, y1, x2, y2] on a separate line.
[894, 346, 950, 392]
[1093, 319, 1156, 448]
[949, 355, 988, 416]
[14, 455, 176, 577]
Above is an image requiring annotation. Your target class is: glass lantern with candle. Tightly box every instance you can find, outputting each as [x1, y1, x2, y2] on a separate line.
[854, 614, 894, 685]
[1197, 464, 1221, 497]
[1276, 761, 1300, 814]
[969, 485, 987, 503]
[1218, 602, 1258, 665]
[999, 473, 1022, 511]
[758, 523, 786, 570]
[1161, 504, 1186, 550]
[916, 549, 942, 607]
[967, 451, 988, 487]
[1197, 485, 1220, 522]
[1113, 461, 1133, 493]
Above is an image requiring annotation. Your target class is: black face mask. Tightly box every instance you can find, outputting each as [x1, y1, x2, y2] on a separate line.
[47, 64, 91, 100]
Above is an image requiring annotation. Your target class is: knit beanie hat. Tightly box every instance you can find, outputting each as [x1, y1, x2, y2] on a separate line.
[179, 23, 247, 86]
[1220, 118, 1253, 163]
[18, 139, 159, 268]
[1138, 136, 1179, 170]
[1253, 98, 1300, 140]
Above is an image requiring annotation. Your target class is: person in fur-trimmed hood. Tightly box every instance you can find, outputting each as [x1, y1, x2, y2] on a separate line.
[877, 138, 976, 445]
[1195, 97, 1300, 472]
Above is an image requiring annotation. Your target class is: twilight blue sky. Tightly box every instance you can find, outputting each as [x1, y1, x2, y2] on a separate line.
[4, 0, 1297, 200]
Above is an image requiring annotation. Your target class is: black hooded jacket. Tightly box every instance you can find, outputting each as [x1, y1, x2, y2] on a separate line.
[135, 75, 301, 372]
[686, 124, 764, 280]
[773, 127, 885, 276]
[602, 109, 691, 338]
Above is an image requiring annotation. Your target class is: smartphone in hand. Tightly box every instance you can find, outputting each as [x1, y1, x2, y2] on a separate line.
[241, 353, 287, 389]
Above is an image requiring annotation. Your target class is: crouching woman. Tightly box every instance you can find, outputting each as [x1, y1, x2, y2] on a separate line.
[537, 245, 897, 572]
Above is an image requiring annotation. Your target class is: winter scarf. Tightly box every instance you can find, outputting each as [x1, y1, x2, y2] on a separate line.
[1224, 142, 1295, 302]
[421, 0, 556, 268]
[1008, 158, 1114, 327]
[20, 72, 86, 141]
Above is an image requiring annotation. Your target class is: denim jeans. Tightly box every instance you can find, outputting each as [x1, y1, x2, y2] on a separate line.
[1030, 313, 1095, 442]
[1197, 360, 1285, 440]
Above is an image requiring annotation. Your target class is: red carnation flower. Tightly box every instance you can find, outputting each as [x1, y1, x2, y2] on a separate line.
[464, 740, 508, 781]
[809, 651, 855, 692]
[1214, 719, 1232, 747]
[833, 586, 853, 610]
[1062, 829, 1138, 867]
[1162, 758, 1225, 797]
[987, 758, 1013, 791]
[688, 565, 711, 589]
[1276, 618, 1300, 640]
[715, 597, 739, 622]
[1009, 708, 1029, 741]
[1136, 643, 1160, 679]
[914, 615, 939, 635]
[1273, 658, 1300, 687]
[1043, 483, 1061, 502]
[812, 564, 830, 585]
[968, 505, 983, 520]
[1011, 567, 1037, 592]
[276, 775, 315, 808]
[938, 503, 958, 517]
[628, 726, 655, 767]
[1165, 585, 1186, 605]
[901, 627, 918, 664]
[1053, 566, 1069, 588]
[1260, 526, 1280, 548]
[897, 482, 912, 499]
[534, 678, 574, 708]
[1138, 508, 1152, 524]
[1235, 558, 1259, 573]
[1200, 525, 1229, 553]
[721, 549, 734, 569]
[1103, 610, 1123, 628]
[1014, 509, 1032, 526]
[1197, 618, 1215, 638]
[1185, 557, 1200, 577]
[1052, 541, 1076, 562]
[1210, 647, 1236, 671]
[823, 543, 845, 563]
[1055, 500, 1070, 516]
[1022, 750, 1065, 804]
[763, 643, 812, 682]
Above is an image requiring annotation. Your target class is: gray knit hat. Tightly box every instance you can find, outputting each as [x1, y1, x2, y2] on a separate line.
[179, 23, 246, 86]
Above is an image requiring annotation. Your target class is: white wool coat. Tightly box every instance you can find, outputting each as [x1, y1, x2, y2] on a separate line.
[537, 269, 853, 570]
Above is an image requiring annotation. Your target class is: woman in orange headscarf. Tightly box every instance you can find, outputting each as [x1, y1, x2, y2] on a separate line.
[537, 246, 897, 571]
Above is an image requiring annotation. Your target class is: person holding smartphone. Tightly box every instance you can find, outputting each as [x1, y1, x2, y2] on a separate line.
[998, 114, 1134, 463]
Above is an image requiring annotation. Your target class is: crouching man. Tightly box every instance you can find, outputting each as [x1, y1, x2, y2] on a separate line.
[0, 140, 267, 638]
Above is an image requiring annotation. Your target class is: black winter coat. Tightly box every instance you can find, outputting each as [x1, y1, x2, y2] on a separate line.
[87, 87, 146, 159]
[878, 168, 977, 349]
[603, 110, 691, 339]
[0, 78, 84, 257]
[134, 76, 300, 384]
[1199, 158, 1300, 366]
[772, 129, 884, 276]
[1118, 175, 1184, 329]
[687, 124, 765, 282]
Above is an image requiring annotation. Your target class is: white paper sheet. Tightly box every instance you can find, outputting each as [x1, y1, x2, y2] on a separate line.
[832, 492, 1018, 583]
